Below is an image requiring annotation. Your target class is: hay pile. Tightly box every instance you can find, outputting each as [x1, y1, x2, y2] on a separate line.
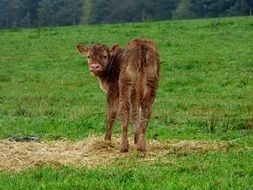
[0, 136, 229, 172]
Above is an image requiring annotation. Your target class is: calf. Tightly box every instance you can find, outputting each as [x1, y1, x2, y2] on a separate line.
[76, 39, 160, 152]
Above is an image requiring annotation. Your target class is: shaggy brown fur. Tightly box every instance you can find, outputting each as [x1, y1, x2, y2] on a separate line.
[76, 38, 160, 152]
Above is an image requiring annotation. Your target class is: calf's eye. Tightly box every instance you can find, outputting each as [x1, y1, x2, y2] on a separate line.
[103, 56, 107, 59]
[87, 56, 90, 59]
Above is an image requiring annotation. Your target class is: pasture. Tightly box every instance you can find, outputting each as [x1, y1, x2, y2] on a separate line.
[0, 16, 253, 189]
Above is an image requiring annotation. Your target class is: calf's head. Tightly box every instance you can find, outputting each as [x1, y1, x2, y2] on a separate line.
[76, 43, 119, 76]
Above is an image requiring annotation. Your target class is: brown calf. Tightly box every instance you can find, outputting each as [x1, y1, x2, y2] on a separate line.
[76, 38, 160, 152]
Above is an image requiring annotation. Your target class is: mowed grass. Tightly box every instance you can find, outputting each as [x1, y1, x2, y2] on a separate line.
[0, 16, 253, 189]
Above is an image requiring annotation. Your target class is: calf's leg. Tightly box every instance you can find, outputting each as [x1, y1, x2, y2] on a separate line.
[130, 88, 139, 144]
[105, 102, 118, 141]
[136, 76, 158, 151]
[119, 77, 132, 152]
[105, 89, 119, 141]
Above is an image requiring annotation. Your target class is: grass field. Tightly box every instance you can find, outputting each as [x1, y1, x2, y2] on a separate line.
[0, 16, 253, 189]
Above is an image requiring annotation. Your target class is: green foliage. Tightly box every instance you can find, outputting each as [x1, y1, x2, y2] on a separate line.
[37, 0, 83, 26]
[0, 17, 253, 188]
[82, 0, 92, 24]
[1, 0, 253, 28]
[173, 0, 197, 19]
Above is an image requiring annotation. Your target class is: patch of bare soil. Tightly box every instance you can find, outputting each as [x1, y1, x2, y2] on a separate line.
[0, 136, 229, 172]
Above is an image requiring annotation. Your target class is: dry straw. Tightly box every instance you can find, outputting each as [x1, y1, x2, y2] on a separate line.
[0, 136, 229, 172]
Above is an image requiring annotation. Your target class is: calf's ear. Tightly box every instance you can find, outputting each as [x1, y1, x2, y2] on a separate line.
[110, 44, 120, 56]
[76, 44, 88, 56]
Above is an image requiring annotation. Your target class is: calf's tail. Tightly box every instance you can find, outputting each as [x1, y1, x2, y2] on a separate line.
[140, 43, 149, 67]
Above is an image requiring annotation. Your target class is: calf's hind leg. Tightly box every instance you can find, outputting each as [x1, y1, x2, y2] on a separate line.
[119, 77, 132, 152]
[130, 88, 139, 144]
[136, 77, 158, 152]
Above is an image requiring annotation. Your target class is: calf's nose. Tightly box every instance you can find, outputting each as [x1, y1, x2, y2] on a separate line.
[91, 64, 99, 69]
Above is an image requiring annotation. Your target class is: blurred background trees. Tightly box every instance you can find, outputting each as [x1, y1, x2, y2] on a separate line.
[0, 0, 252, 28]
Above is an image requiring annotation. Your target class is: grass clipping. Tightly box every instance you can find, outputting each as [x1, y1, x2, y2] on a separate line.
[0, 136, 229, 172]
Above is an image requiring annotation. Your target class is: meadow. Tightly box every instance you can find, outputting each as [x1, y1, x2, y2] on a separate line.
[0, 16, 252, 189]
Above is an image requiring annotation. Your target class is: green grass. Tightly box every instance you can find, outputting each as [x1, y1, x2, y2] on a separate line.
[0, 151, 252, 189]
[0, 16, 253, 189]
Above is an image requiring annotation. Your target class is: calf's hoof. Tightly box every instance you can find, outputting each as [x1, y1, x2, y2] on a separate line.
[121, 148, 129, 152]
[104, 134, 111, 141]
[136, 140, 146, 152]
[134, 134, 138, 144]
[120, 142, 129, 152]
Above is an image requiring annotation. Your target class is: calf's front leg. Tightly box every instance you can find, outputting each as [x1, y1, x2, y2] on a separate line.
[104, 89, 118, 141]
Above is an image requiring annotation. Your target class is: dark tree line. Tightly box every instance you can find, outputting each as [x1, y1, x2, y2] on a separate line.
[1, 0, 253, 29]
